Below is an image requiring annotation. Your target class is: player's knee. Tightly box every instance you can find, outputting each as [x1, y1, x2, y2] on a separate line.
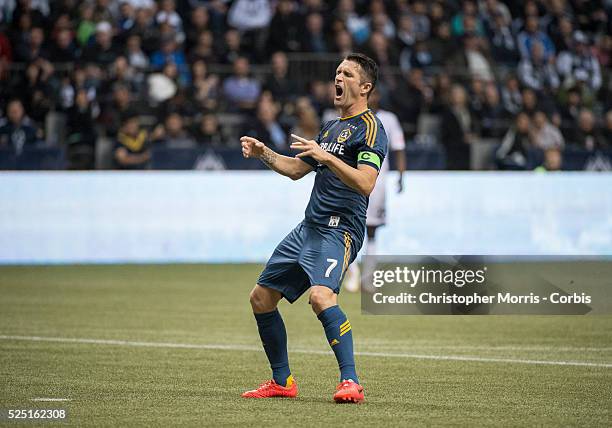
[249, 285, 277, 313]
[309, 286, 335, 314]
[249, 286, 265, 311]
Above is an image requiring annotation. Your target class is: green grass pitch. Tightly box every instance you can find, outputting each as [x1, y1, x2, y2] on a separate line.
[1, 264, 611, 426]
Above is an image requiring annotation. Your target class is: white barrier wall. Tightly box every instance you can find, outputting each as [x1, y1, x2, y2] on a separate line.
[0, 171, 611, 264]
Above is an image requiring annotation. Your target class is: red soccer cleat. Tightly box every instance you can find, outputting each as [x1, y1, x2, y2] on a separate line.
[333, 379, 364, 403]
[241, 379, 298, 399]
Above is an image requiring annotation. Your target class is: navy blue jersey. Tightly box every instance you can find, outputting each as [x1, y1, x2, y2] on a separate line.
[299, 109, 388, 244]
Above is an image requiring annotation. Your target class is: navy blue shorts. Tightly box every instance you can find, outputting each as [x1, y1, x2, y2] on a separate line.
[258, 221, 360, 303]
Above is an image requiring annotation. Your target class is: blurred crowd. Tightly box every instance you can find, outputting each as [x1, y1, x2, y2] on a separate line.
[0, 0, 610, 170]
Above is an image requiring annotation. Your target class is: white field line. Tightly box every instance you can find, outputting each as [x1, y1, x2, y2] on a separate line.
[355, 342, 612, 352]
[1, 335, 611, 369]
[31, 398, 71, 402]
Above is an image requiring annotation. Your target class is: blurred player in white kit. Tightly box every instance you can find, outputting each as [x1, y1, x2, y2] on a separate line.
[344, 91, 406, 292]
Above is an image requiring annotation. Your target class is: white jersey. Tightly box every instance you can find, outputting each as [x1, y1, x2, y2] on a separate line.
[376, 109, 406, 175]
[367, 109, 406, 227]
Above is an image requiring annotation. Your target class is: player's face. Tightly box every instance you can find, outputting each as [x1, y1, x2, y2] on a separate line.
[334, 60, 368, 109]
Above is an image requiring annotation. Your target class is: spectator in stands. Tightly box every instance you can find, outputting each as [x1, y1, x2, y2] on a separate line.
[530, 111, 564, 151]
[395, 14, 416, 55]
[405, 0, 429, 40]
[155, 0, 184, 44]
[81, 22, 116, 67]
[105, 56, 139, 95]
[228, 0, 272, 32]
[440, 84, 476, 170]
[518, 41, 560, 93]
[267, 0, 302, 54]
[190, 60, 219, 112]
[335, 0, 369, 45]
[557, 31, 602, 93]
[243, 98, 287, 151]
[486, 10, 520, 66]
[479, 83, 508, 139]
[517, 15, 555, 60]
[365, 31, 400, 88]
[451, 0, 484, 37]
[333, 29, 353, 57]
[550, 15, 574, 53]
[302, 13, 328, 53]
[186, 6, 209, 51]
[188, 30, 217, 64]
[314, 79, 334, 115]
[480, 0, 512, 30]
[496, 112, 532, 170]
[49, 29, 77, 63]
[559, 87, 582, 138]
[117, 1, 136, 36]
[222, 56, 261, 113]
[447, 32, 494, 82]
[521, 87, 539, 117]
[428, 1, 446, 31]
[100, 83, 132, 139]
[264, 52, 297, 105]
[369, 10, 395, 41]
[570, 109, 607, 151]
[193, 113, 223, 146]
[154, 112, 196, 148]
[291, 97, 320, 141]
[219, 29, 243, 64]
[114, 113, 150, 170]
[399, 39, 431, 73]
[125, 34, 149, 72]
[468, 78, 486, 118]
[430, 72, 452, 114]
[15, 27, 47, 62]
[76, 2, 96, 47]
[500, 75, 522, 115]
[541, 148, 563, 171]
[150, 34, 190, 86]
[0, 99, 39, 155]
[128, 6, 160, 54]
[66, 88, 97, 169]
[19, 58, 54, 126]
[428, 21, 455, 67]
[391, 68, 430, 137]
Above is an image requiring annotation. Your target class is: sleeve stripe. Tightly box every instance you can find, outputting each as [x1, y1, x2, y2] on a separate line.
[361, 113, 372, 148]
[364, 113, 376, 147]
[366, 112, 378, 148]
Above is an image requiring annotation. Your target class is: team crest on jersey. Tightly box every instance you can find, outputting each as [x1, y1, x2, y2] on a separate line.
[337, 128, 351, 143]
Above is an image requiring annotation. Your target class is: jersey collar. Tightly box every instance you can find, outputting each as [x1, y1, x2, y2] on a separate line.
[339, 108, 371, 121]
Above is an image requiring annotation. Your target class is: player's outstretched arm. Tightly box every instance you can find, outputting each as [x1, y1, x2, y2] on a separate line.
[240, 136, 313, 180]
[290, 134, 378, 196]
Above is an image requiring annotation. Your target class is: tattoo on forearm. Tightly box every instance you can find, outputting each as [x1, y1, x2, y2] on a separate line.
[260, 147, 277, 167]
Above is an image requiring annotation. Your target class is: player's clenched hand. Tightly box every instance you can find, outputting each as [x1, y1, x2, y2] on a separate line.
[240, 136, 265, 159]
[290, 134, 330, 163]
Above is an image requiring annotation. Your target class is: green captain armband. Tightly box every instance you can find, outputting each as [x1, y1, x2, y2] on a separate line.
[357, 151, 381, 169]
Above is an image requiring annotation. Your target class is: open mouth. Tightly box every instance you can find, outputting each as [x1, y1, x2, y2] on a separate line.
[335, 84, 343, 98]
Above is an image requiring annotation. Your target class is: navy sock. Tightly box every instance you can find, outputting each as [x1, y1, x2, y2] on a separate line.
[317, 305, 359, 384]
[254, 309, 292, 387]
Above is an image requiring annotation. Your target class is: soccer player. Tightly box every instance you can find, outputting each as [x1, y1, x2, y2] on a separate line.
[240, 53, 388, 403]
[344, 90, 406, 293]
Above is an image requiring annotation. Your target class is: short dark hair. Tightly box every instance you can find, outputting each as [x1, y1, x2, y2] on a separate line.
[344, 53, 378, 97]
